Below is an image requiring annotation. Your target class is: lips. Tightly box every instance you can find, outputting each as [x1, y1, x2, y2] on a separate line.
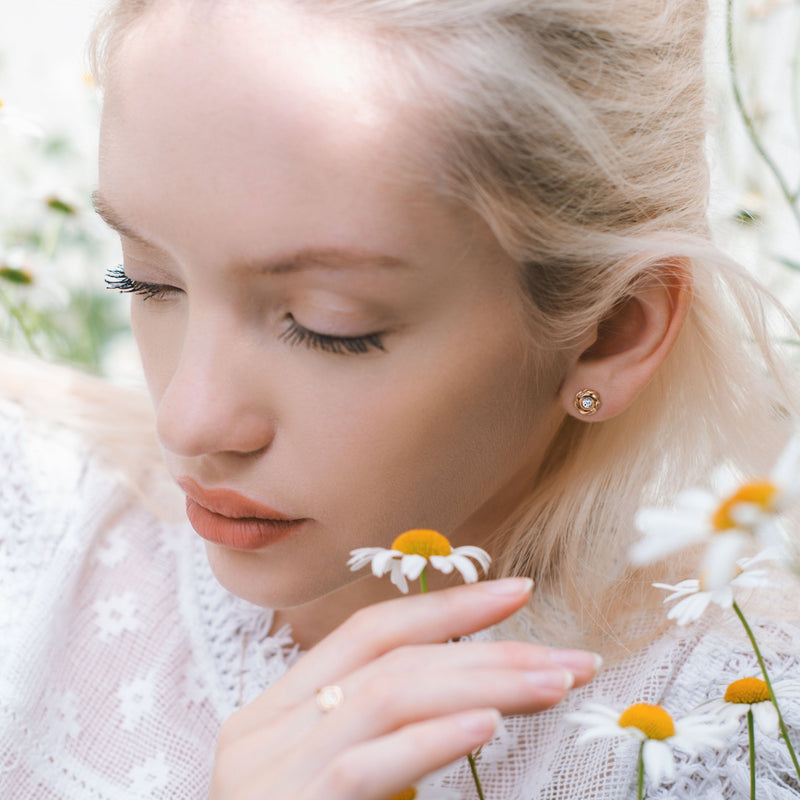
[178, 477, 307, 551]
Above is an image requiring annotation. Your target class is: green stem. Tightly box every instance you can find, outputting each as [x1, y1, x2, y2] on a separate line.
[0, 287, 41, 354]
[417, 565, 485, 799]
[637, 741, 645, 800]
[726, 0, 800, 234]
[732, 601, 800, 782]
[747, 708, 756, 800]
[468, 752, 486, 800]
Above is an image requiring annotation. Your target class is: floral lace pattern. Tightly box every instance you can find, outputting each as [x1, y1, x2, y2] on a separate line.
[0, 398, 797, 799]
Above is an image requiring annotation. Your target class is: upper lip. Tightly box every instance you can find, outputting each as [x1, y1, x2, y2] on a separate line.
[177, 476, 300, 520]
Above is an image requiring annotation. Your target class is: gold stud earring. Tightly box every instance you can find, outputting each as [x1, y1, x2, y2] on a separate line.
[574, 389, 601, 416]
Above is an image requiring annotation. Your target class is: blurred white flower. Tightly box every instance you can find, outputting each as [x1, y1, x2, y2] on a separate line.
[631, 435, 800, 588]
[348, 529, 491, 594]
[0, 99, 44, 140]
[568, 702, 734, 785]
[652, 551, 775, 626]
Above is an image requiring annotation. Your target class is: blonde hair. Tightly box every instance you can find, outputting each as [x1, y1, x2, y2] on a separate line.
[85, 0, 799, 651]
[0, 349, 183, 519]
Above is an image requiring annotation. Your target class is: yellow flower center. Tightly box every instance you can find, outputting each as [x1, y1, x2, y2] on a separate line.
[618, 703, 676, 740]
[384, 790, 417, 800]
[712, 480, 778, 531]
[724, 677, 770, 704]
[0, 98, 4, 109]
[391, 529, 452, 558]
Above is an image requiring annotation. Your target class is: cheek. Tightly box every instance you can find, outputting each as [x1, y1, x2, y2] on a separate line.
[130, 302, 182, 403]
[291, 327, 561, 538]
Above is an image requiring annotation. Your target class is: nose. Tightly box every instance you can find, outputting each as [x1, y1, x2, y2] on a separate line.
[154, 318, 276, 458]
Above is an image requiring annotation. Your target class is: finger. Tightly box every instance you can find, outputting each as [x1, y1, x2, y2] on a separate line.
[302, 708, 501, 800]
[233, 641, 598, 759]
[351, 639, 600, 688]
[255, 578, 535, 716]
[294, 667, 570, 767]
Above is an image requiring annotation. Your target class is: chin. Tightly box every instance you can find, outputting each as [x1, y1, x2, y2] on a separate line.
[203, 541, 350, 609]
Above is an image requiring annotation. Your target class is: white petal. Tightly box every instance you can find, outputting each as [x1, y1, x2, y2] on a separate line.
[729, 502, 767, 527]
[372, 549, 402, 577]
[400, 554, 428, 580]
[630, 535, 686, 565]
[740, 547, 782, 568]
[567, 704, 623, 726]
[446, 554, 480, 584]
[642, 740, 675, 784]
[730, 570, 768, 589]
[752, 701, 780, 738]
[635, 507, 709, 536]
[653, 579, 700, 601]
[575, 724, 640, 746]
[451, 545, 492, 572]
[709, 585, 734, 609]
[668, 593, 713, 626]
[568, 704, 644, 746]
[347, 548, 384, 570]
[701, 534, 747, 590]
[677, 487, 719, 512]
[428, 555, 455, 574]
[710, 466, 741, 497]
[389, 562, 409, 593]
[630, 523, 707, 565]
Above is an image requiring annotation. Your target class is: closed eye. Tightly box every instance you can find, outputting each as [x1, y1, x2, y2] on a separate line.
[105, 265, 179, 301]
[279, 315, 386, 355]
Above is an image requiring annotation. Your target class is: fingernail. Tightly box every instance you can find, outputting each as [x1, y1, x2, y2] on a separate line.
[524, 669, 574, 690]
[549, 650, 603, 673]
[481, 577, 533, 596]
[458, 708, 501, 736]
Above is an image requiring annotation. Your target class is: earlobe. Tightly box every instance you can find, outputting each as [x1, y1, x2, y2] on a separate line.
[560, 263, 692, 421]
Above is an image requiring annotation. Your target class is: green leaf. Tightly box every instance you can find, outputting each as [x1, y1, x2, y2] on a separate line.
[0, 266, 34, 285]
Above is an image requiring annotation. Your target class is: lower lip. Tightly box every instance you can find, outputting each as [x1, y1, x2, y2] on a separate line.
[185, 497, 306, 551]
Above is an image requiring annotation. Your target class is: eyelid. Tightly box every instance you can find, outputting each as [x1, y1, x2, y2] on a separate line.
[279, 314, 386, 356]
[105, 265, 180, 301]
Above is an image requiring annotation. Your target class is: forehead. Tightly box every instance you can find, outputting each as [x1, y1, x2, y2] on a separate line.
[99, 2, 445, 249]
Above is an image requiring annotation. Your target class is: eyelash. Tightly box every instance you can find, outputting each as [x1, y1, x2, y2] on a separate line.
[105, 265, 177, 301]
[106, 265, 386, 356]
[280, 316, 386, 356]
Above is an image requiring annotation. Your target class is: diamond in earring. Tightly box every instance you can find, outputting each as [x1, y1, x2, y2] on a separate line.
[574, 389, 600, 416]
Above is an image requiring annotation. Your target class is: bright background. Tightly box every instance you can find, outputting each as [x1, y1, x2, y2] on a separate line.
[1, 0, 799, 385]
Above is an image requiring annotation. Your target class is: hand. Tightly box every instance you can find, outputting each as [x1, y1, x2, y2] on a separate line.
[209, 577, 599, 800]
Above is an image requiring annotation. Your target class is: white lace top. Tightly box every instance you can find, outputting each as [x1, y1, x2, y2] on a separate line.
[1, 397, 798, 799]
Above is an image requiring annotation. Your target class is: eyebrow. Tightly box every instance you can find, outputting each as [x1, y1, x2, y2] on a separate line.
[91, 190, 411, 275]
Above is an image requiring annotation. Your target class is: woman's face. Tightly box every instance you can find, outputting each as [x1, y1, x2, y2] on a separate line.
[98, 2, 569, 610]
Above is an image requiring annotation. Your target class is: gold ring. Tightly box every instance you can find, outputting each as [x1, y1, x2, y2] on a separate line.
[316, 684, 344, 713]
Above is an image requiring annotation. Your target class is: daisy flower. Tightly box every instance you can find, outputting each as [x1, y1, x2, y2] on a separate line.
[652, 552, 774, 626]
[630, 434, 800, 589]
[701, 676, 800, 738]
[568, 702, 734, 787]
[348, 529, 491, 594]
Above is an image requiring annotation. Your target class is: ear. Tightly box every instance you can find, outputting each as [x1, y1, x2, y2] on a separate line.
[558, 262, 692, 421]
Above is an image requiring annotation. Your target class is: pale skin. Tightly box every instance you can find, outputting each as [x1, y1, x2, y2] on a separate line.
[96, 3, 690, 798]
